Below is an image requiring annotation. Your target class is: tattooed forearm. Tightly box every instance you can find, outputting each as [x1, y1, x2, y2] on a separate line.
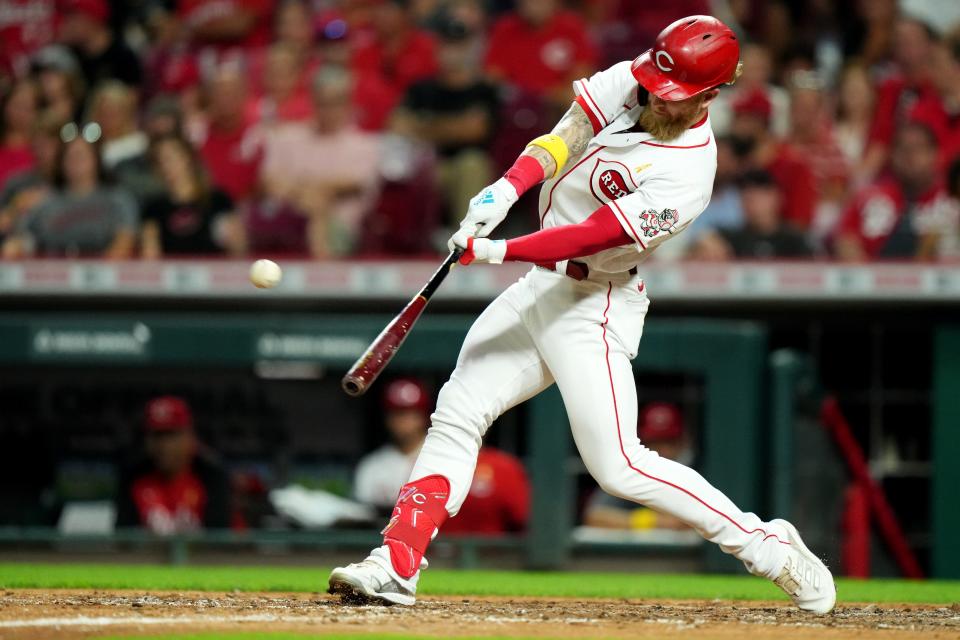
[522, 102, 595, 177]
[524, 145, 557, 177]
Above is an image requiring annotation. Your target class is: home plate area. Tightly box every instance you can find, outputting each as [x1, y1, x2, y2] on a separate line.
[0, 590, 958, 640]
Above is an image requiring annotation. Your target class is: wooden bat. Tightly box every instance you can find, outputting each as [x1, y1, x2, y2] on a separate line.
[341, 249, 463, 396]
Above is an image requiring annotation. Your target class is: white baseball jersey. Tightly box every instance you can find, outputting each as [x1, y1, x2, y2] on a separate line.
[357, 60, 794, 590]
[538, 60, 718, 274]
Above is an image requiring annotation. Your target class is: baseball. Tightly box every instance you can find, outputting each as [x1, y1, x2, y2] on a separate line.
[250, 259, 282, 289]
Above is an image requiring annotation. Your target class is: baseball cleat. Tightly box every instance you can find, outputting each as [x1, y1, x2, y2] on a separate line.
[327, 546, 419, 606]
[771, 519, 837, 614]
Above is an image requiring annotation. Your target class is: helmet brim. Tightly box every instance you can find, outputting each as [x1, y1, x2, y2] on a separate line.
[631, 49, 708, 102]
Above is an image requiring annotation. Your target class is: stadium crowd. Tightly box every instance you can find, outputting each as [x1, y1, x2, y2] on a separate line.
[0, 0, 959, 261]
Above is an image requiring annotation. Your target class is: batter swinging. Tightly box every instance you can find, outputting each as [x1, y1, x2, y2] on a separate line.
[329, 15, 836, 614]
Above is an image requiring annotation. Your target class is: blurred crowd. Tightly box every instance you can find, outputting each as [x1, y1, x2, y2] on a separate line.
[0, 0, 959, 261]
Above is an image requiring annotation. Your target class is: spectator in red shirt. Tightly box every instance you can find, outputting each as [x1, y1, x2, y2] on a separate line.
[916, 38, 960, 171]
[859, 17, 941, 184]
[116, 396, 232, 534]
[196, 64, 264, 202]
[729, 88, 818, 229]
[246, 0, 321, 96]
[314, 14, 395, 131]
[140, 4, 202, 103]
[783, 71, 850, 241]
[834, 121, 957, 261]
[0, 0, 56, 78]
[177, 0, 276, 51]
[246, 43, 313, 125]
[0, 78, 39, 190]
[485, 0, 598, 111]
[350, 0, 439, 126]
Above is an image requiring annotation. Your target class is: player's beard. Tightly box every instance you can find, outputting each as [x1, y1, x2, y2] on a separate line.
[638, 98, 705, 142]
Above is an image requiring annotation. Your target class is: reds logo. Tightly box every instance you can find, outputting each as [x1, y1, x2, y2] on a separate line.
[638, 208, 679, 238]
[655, 50, 674, 72]
[589, 158, 638, 204]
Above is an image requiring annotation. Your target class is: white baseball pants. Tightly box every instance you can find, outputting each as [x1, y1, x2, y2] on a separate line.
[408, 267, 789, 579]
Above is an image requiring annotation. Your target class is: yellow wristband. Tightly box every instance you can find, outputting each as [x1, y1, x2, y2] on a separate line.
[527, 134, 569, 179]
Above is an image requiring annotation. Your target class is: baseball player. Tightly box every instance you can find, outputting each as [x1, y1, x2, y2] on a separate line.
[329, 15, 836, 614]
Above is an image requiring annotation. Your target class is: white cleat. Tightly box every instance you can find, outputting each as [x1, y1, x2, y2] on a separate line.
[328, 546, 420, 606]
[771, 519, 837, 614]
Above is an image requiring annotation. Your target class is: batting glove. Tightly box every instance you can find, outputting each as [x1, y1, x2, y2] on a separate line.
[456, 236, 507, 265]
[447, 178, 519, 252]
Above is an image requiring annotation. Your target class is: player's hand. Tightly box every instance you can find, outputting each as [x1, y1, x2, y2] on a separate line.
[456, 236, 507, 265]
[447, 178, 519, 251]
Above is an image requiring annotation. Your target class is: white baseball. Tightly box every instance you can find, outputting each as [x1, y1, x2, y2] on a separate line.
[250, 259, 283, 289]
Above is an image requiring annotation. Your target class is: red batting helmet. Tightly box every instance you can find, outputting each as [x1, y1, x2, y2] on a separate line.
[638, 402, 684, 443]
[383, 377, 430, 413]
[631, 15, 740, 101]
[144, 396, 194, 432]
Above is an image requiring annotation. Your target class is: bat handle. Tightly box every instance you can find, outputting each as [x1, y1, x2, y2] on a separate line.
[418, 248, 463, 299]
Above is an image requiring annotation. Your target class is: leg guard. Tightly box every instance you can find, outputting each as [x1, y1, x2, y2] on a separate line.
[381, 475, 450, 578]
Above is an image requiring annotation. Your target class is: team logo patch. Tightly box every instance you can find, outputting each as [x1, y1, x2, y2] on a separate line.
[638, 208, 680, 238]
[589, 158, 638, 204]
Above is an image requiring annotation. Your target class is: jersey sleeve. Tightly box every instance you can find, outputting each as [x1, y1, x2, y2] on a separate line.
[607, 173, 709, 253]
[573, 60, 637, 135]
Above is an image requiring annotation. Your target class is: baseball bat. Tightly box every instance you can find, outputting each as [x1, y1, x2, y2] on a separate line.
[341, 249, 463, 396]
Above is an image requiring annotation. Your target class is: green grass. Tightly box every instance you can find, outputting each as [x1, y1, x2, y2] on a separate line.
[2, 562, 958, 603]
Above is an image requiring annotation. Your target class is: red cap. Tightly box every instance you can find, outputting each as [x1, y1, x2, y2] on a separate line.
[145, 396, 194, 432]
[383, 378, 430, 413]
[61, 0, 110, 23]
[732, 88, 773, 122]
[631, 15, 740, 101]
[638, 402, 684, 443]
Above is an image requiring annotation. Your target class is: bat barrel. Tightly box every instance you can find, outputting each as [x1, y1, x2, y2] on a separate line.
[340, 250, 462, 398]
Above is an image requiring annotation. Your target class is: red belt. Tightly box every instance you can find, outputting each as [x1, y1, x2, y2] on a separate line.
[537, 261, 637, 281]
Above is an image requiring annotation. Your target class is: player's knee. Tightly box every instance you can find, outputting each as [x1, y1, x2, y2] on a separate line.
[430, 379, 492, 439]
[590, 447, 657, 499]
[592, 468, 632, 499]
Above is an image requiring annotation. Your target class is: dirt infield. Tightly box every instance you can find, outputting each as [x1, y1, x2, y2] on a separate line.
[0, 590, 958, 640]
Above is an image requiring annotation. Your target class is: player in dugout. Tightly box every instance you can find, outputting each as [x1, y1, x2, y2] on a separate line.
[116, 396, 231, 534]
[355, 378, 530, 533]
[329, 15, 835, 614]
